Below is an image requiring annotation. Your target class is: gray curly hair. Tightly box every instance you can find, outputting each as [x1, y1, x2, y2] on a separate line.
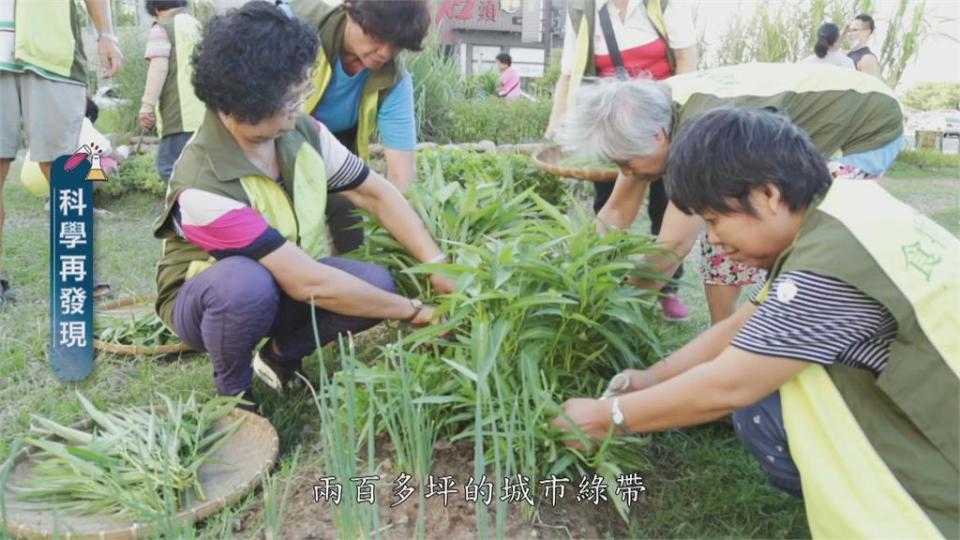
[557, 78, 674, 162]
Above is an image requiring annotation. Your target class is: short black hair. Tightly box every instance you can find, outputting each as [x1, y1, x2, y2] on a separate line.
[145, 0, 188, 17]
[665, 108, 831, 216]
[191, 1, 319, 124]
[85, 97, 99, 123]
[495, 52, 512, 66]
[344, 0, 430, 51]
[854, 13, 875, 33]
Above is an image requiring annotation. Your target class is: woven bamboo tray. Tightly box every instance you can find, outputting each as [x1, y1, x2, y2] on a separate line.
[93, 296, 192, 356]
[2, 408, 278, 540]
[531, 145, 619, 182]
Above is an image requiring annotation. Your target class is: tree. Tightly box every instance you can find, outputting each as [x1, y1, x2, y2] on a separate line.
[902, 83, 960, 111]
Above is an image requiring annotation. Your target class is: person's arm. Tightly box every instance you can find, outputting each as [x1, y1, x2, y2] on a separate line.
[377, 74, 417, 193]
[259, 241, 434, 323]
[627, 202, 703, 289]
[663, 2, 697, 75]
[545, 74, 572, 140]
[857, 53, 882, 77]
[383, 149, 416, 194]
[608, 301, 758, 392]
[545, 15, 578, 140]
[595, 172, 648, 231]
[340, 171, 443, 263]
[139, 57, 169, 131]
[672, 45, 698, 74]
[83, 0, 123, 77]
[554, 348, 809, 446]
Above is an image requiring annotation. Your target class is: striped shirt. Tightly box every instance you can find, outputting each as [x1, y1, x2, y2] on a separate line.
[171, 118, 368, 261]
[732, 271, 897, 375]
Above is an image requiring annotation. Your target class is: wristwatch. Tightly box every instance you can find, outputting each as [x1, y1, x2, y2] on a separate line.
[406, 298, 424, 322]
[611, 397, 626, 434]
[98, 32, 120, 45]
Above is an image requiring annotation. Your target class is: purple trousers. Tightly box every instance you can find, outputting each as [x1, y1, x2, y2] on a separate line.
[172, 256, 395, 396]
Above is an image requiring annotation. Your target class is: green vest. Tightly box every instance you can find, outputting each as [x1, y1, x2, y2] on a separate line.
[152, 111, 331, 328]
[565, 0, 672, 110]
[289, 0, 404, 161]
[155, 10, 205, 137]
[759, 179, 959, 537]
[7, 0, 86, 83]
[668, 62, 904, 157]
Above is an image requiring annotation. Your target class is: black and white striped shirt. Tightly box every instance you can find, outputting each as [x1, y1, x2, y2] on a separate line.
[731, 271, 897, 375]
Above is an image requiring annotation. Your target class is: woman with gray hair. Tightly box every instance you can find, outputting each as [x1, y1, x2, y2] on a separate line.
[559, 62, 904, 325]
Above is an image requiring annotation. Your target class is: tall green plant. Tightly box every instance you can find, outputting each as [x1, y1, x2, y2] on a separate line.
[404, 40, 464, 143]
[711, 0, 927, 87]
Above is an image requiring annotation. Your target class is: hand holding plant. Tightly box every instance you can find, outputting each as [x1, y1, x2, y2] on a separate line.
[552, 398, 616, 450]
[409, 304, 438, 327]
[428, 273, 457, 295]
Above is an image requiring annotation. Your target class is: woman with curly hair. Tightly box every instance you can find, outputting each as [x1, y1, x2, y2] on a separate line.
[151, 1, 454, 409]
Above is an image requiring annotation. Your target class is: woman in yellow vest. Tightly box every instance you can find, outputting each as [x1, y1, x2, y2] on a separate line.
[152, 2, 454, 411]
[553, 109, 959, 537]
[138, 0, 204, 182]
[287, 0, 430, 254]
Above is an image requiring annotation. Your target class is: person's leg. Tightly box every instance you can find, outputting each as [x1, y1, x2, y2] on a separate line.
[325, 193, 365, 254]
[156, 132, 193, 182]
[0, 71, 23, 297]
[699, 234, 765, 325]
[648, 178, 690, 320]
[172, 257, 281, 396]
[733, 391, 803, 498]
[705, 284, 741, 324]
[22, 72, 84, 214]
[254, 257, 395, 386]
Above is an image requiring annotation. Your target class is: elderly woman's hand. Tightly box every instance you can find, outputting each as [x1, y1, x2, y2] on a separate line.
[429, 274, 457, 295]
[551, 397, 615, 450]
[409, 304, 439, 327]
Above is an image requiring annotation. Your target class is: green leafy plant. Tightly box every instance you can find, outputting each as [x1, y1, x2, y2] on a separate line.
[94, 308, 180, 348]
[98, 152, 166, 199]
[13, 393, 244, 519]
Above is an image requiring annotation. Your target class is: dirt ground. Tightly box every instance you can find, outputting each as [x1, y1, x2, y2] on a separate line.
[238, 439, 631, 540]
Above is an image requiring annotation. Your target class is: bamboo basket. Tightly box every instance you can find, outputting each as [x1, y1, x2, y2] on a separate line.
[531, 145, 619, 182]
[2, 409, 278, 540]
[93, 296, 192, 356]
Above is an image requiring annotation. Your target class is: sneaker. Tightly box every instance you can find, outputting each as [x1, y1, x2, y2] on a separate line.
[659, 294, 691, 322]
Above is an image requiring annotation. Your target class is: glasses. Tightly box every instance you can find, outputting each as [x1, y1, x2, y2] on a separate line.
[282, 82, 315, 113]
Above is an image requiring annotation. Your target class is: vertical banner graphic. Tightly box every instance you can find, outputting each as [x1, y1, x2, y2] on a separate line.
[50, 152, 95, 381]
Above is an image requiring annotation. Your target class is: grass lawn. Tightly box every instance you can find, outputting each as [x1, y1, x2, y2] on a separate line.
[0, 152, 955, 538]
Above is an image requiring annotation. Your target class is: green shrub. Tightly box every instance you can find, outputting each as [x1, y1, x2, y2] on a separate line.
[405, 41, 464, 143]
[895, 149, 960, 170]
[98, 152, 166, 199]
[448, 97, 550, 144]
[105, 32, 149, 137]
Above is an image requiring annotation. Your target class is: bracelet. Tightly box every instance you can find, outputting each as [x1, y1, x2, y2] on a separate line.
[98, 32, 120, 45]
[406, 298, 424, 322]
[425, 253, 447, 264]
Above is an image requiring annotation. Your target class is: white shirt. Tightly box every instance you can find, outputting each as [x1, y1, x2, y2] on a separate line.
[801, 50, 855, 70]
[560, 0, 697, 76]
